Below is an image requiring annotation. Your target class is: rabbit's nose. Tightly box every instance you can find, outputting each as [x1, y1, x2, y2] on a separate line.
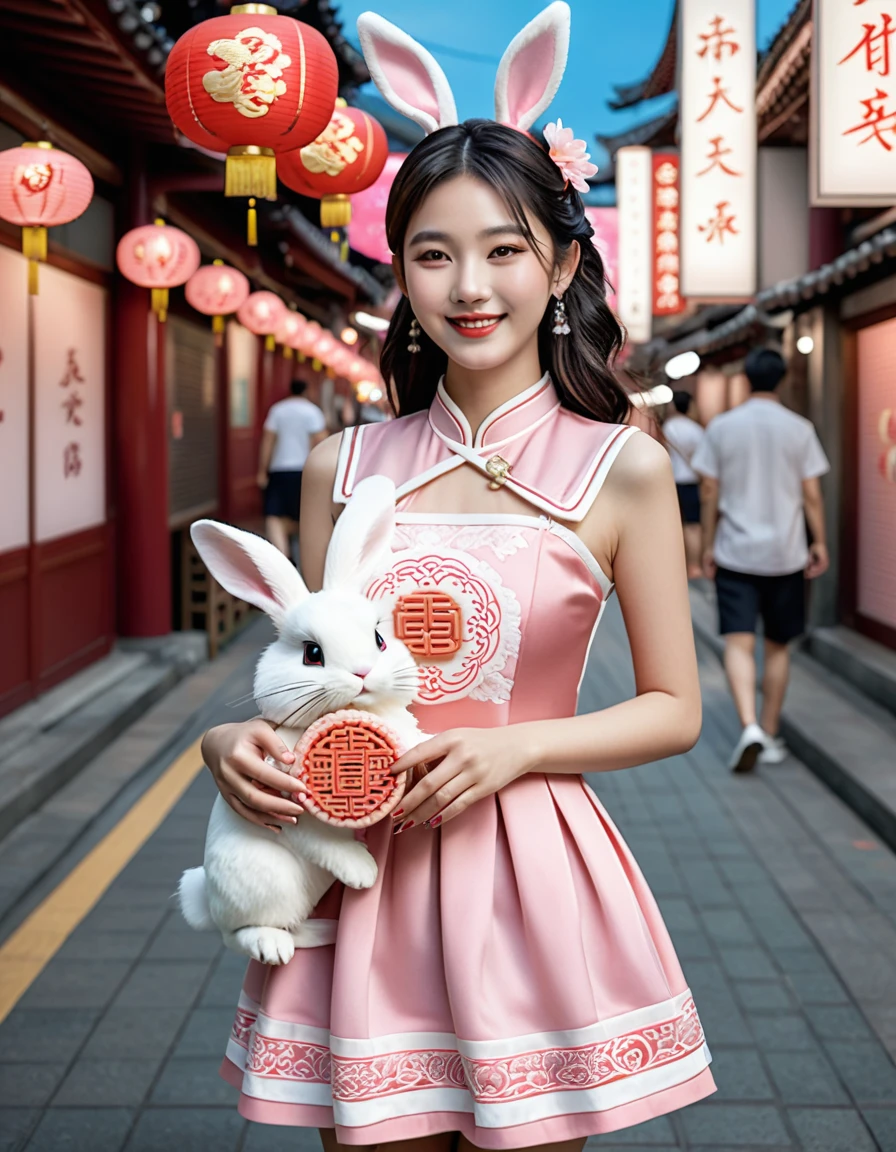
[353, 667, 372, 680]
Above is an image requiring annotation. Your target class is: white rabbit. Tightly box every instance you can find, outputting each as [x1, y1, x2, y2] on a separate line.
[177, 475, 423, 966]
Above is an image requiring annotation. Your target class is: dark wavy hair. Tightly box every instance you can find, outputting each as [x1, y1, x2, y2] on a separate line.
[380, 119, 630, 425]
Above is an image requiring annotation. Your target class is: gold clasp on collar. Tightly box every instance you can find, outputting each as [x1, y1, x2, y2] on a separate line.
[485, 454, 511, 490]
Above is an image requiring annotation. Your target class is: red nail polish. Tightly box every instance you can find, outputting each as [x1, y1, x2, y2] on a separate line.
[392, 809, 404, 819]
[393, 819, 414, 835]
[428, 815, 442, 829]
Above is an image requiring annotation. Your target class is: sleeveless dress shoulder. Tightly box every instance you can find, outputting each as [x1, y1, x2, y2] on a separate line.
[220, 375, 716, 1146]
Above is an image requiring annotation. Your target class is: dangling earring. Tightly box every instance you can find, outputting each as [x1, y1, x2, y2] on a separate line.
[552, 295, 570, 336]
[408, 315, 421, 353]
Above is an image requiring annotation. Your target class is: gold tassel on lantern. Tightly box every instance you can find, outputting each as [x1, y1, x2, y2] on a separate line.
[225, 146, 277, 199]
[22, 225, 47, 295]
[284, 346, 294, 360]
[265, 334, 276, 352]
[247, 198, 258, 247]
[320, 194, 351, 228]
[151, 288, 169, 322]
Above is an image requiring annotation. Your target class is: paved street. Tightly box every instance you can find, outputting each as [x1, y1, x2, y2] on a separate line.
[2, 602, 896, 1152]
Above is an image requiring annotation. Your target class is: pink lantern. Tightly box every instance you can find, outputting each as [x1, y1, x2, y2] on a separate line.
[297, 320, 323, 362]
[328, 346, 355, 376]
[185, 259, 250, 340]
[117, 218, 201, 322]
[238, 290, 288, 351]
[275, 312, 308, 358]
[0, 141, 94, 294]
[347, 152, 405, 265]
[314, 331, 339, 364]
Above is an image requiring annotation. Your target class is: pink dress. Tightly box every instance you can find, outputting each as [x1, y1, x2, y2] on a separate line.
[221, 375, 716, 1146]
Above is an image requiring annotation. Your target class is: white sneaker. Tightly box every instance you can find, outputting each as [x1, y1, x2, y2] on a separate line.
[728, 722, 766, 773]
[758, 734, 788, 765]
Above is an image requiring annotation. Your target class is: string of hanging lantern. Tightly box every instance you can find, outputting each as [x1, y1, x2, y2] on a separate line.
[165, 3, 339, 246]
[116, 218, 201, 321]
[278, 98, 388, 260]
[185, 259, 251, 344]
[0, 142, 94, 294]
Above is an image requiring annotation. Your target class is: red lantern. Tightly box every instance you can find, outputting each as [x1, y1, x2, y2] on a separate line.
[328, 346, 355, 376]
[275, 311, 307, 358]
[314, 331, 340, 364]
[0, 141, 93, 294]
[278, 99, 389, 229]
[238, 290, 287, 350]
[116, 218, 201, 322]
[166, 4, 338, 244]
[185, 259, 250, 341]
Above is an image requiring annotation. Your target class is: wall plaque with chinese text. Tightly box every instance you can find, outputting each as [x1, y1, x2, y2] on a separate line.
[33, 264, 106, 543]
[617, 147, 653, 343]
[812, 0, 896, 205]
[0, 246, 30, 554]
[680, 0, 757, 298]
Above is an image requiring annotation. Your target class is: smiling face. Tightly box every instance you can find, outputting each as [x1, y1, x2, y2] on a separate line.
[398, 174, 577, 374]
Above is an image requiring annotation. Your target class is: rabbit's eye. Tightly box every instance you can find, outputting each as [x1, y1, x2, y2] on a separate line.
[303, 642, 325, 667]
[375, 630, 387, 651]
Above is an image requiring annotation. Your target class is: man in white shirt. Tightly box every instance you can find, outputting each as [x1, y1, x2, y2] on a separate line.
[691, 348, 830, 773]
[257, 378, 328, 557]
[663, 391, 705, 579]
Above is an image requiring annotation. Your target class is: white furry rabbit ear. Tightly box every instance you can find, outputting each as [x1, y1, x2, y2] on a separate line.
[357, 12, 458, 135]
[190, 520, 308, 629]
[323, 475, 396, 593]
[494, 1, 570, 132]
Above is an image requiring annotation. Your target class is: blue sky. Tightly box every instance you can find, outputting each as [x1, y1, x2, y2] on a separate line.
[335, 0, 797, 168]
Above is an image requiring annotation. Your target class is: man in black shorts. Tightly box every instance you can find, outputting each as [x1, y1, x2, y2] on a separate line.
[258, 378, 328, 559]
[691, 348, 830, 772]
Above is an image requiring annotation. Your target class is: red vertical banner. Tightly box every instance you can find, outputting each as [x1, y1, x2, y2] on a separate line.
[652, 153, 685, 315]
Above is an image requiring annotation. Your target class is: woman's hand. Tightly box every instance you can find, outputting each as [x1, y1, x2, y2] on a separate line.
[388, 726, 540, 831]
[201, 720, 304, 832]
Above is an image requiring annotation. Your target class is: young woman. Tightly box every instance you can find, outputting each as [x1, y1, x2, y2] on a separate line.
[201, 6, 715, 1148]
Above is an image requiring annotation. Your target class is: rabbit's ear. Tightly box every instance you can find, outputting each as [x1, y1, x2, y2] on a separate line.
[190, 520, 308, 628]
[357, 12, 457, 135]
[494, 1, 570, 132]
[323, 475, 396, 593]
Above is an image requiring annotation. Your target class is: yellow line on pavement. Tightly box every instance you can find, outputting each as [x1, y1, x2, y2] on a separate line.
[0, 737, 205, 1024]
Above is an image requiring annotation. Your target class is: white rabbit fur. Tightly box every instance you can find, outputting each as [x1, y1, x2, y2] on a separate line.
[177, 475, 423, 966]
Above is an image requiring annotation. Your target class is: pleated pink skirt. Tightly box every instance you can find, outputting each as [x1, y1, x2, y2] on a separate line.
[221, 774, 715, 1147]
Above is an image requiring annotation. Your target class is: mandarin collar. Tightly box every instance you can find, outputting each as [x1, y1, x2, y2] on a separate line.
[428, 373, 560, 450]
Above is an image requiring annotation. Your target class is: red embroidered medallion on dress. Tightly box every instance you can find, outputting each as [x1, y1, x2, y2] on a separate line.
[292, 710, 406, 827]
[394, 590, 463, 658]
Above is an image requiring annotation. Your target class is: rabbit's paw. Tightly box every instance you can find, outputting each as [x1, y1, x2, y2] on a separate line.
[227, 926, 296, 966]
[332, 843, 379, 890]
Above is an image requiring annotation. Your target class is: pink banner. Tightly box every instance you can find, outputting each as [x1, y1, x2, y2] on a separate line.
[0, 246, 29, 553]
[857, 318, 896, 633]
[348, 153, 407, 265]
[584, 206, 618, 300]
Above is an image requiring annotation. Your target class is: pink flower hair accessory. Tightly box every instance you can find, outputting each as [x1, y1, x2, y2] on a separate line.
[543, 120, 598, 193]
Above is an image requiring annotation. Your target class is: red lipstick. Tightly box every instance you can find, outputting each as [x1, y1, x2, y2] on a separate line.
[446, 313, 506, 339]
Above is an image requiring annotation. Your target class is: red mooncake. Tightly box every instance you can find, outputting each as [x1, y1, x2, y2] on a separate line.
[292, 710, 407, 828]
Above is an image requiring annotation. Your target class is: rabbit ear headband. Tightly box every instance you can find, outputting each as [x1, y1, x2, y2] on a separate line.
[356, 1, 597, 192]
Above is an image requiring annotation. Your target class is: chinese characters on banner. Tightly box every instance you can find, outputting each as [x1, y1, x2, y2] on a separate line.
[616, 146, 653, 343]
[33, 263, 106, 543]
[0, 246, 30, 554]
[813, 0, 896, 204]
[652, 153, 685, 314]
[680, 0, 757, 297]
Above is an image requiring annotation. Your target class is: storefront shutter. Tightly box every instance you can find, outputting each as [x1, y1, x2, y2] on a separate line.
[166, 316, 218, 526]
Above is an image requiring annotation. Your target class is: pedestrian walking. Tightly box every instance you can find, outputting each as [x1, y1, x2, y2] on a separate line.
[692, 347, 830, 772]
[662, 389, 704, 579]
[198, 6, 714, 1147]
[257, 378, 328, 558]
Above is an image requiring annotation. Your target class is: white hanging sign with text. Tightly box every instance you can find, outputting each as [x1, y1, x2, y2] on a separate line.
[680, 0, 757, 298]
[617, 146, 653, 344]
[813, 0, 896, 204]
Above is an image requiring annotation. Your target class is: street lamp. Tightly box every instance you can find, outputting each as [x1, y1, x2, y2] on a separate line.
[665, 350, 701, 380]
[796, 336, 814, 354]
